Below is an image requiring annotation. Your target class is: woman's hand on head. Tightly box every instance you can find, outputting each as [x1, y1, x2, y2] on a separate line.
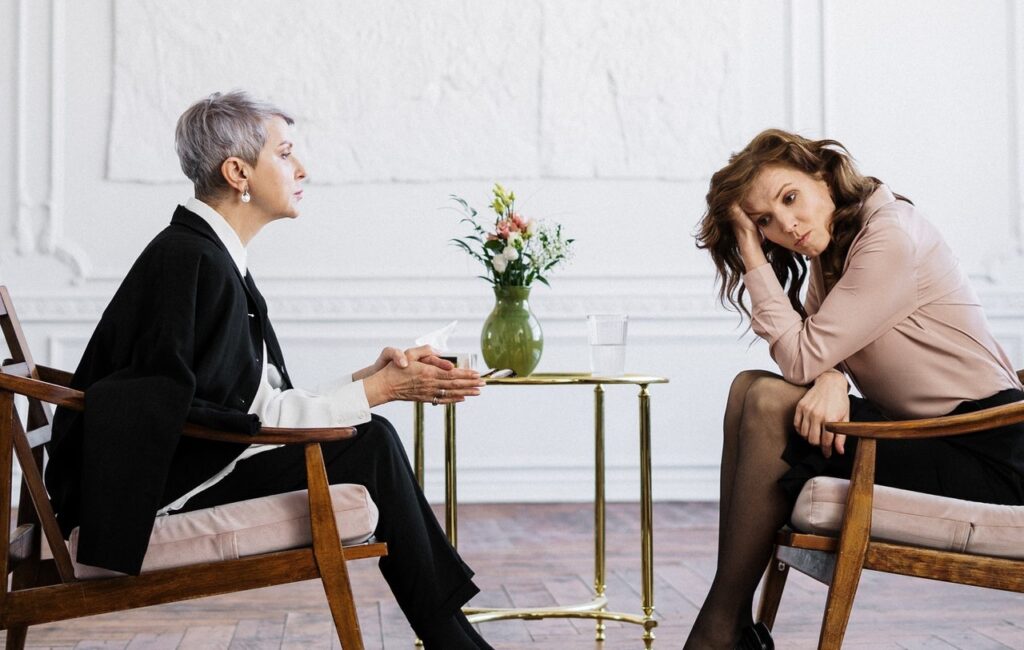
[794, 369, 850, 458]
[729, 204, 760, 241]
[362, 346, 484, 407]
[728, 203, 769, 271]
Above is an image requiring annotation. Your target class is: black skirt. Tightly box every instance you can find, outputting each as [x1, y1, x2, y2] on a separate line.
[779, 388, 1024, 506]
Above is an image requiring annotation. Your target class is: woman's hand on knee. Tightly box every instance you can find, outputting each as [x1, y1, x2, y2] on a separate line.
[794, 369, 850, 458]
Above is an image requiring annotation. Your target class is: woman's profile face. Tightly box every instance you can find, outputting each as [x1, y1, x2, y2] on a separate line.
[739, 165, 835, 258]
[246, 116, 307, 220]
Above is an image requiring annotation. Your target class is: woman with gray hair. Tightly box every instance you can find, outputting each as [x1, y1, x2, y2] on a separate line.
[46, 90, 493, 649]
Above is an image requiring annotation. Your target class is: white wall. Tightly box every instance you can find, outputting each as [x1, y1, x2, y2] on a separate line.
[1, 0, 1022, 503]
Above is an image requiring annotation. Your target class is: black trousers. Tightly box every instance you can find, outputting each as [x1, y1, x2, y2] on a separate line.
[176, 414, 478, 634]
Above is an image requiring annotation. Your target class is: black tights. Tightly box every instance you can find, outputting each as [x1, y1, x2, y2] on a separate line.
[684, 371, 808, 650]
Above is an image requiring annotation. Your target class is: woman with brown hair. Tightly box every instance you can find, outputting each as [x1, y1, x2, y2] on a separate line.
[686, 129, 1024, 649]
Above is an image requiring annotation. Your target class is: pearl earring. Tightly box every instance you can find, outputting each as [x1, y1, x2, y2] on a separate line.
[241, 187, 251, 203]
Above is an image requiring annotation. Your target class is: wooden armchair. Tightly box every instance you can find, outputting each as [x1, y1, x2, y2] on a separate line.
[756, 370, 1024, 649]
[0, 286, 387, 649]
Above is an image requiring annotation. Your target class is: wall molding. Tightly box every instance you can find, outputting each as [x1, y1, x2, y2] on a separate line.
[16, 285, 1024, 324]
[815, 0, 1023, 267]
[788, 0, 825, 135]
[1012, 0, 1024, 255]
[13, 0, 90, 281]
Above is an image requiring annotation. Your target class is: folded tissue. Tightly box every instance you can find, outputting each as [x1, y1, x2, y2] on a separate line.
[414, 320, 477, 369]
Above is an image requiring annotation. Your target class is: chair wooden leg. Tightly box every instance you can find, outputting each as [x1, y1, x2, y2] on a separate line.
[817, 555, 864, 649]
[305, 443, 365, 650]
[321, 569, 365, 650]
[756, 552, 790, 631]
[6, 625, 28, 650]
[818, 439, 876, 650]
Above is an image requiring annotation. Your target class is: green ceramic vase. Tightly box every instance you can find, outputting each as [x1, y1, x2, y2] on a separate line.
[480, 285, 543, 376]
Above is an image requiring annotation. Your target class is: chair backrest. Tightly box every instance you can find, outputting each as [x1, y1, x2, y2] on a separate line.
[0, 286, 76, 583]
[0, 288, 48, 435]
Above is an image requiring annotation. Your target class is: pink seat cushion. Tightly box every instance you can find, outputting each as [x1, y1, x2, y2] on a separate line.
[70, 484, 379, 579]
[792, 477, 1024, 559]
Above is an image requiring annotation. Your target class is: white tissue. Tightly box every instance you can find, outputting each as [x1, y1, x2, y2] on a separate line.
[414, 320, 459, 351]
[414, 321, 477, 368]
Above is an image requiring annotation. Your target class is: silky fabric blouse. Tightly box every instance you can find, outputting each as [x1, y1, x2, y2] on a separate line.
[743, 184, 1022, 420]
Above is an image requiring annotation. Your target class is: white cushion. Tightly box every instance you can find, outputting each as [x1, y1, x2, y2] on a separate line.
[792, 476, 1024, 559]
[70, 484, 378, 579]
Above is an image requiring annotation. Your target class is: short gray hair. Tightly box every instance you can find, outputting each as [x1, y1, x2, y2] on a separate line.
[174, 91, 294, 201]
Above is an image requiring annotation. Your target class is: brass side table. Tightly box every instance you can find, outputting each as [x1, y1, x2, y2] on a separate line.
[413, 373, 669, 648]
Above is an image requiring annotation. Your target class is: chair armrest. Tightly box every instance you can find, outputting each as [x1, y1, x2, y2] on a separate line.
[0, 372, 84, 410]
[825, 399, 1024, 440]
[181, 422, 359, 445]
[36, 365, 74, 386]
[0, 372, 359, 444]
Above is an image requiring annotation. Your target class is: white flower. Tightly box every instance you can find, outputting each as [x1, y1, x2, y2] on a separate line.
[492, 255, 508, 273]
[525, 219, 537, 236]
[508, 231, 523, 247]
[503, 245, 519, 261]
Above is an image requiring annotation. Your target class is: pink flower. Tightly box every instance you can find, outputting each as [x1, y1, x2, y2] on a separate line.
[511, 213, 527, 231]
[497, 222, 510, 238]
[486, 233, 498, 241]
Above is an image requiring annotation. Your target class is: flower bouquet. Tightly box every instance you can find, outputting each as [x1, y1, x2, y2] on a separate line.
[450, 183, 574, 287]
[450, 184, 574, 375]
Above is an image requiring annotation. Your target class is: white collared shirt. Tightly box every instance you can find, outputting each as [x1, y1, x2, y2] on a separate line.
[157, 198, 372, 515]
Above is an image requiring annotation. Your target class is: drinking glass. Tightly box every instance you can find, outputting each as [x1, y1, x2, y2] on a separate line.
[587, 314, 628, 376]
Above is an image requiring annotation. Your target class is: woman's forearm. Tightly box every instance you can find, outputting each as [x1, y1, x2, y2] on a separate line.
[738, 233, 768, 272]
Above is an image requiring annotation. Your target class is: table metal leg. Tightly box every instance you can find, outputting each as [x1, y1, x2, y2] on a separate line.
[447, 380, 662, 643]
[639, 384, 656, 647]
[444, 402, 458, 549]
[413, 401, 427, 649]
[593, 384, 607, 641]
[414, 402, 425, 490]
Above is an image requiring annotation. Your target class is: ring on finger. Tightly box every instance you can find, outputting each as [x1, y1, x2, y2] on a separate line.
[439, 388, 447, 398]
[431, 396, 439, 406]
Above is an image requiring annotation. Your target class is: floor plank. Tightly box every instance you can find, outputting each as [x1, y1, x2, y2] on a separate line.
[5, 502, 1024, 649]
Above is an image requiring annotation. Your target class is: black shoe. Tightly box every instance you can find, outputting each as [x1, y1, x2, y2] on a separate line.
[736, 622, 774, 650]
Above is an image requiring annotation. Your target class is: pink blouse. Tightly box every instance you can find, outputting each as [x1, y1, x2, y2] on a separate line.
[743, 185, 1022, 419]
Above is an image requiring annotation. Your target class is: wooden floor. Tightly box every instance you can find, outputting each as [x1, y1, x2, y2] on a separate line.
[5, 502, 1024, 649]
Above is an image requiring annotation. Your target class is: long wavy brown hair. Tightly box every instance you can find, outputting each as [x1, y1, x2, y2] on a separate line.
[696, 128, 894, 320]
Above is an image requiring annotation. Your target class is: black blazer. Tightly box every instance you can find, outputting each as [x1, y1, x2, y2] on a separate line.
[46, 206, 293, 575]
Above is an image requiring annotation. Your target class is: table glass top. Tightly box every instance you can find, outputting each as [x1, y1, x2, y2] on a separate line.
[484, 372, 668, 386]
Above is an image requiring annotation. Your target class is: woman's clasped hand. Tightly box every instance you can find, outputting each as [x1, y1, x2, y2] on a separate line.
[360, 345, 485, 406]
